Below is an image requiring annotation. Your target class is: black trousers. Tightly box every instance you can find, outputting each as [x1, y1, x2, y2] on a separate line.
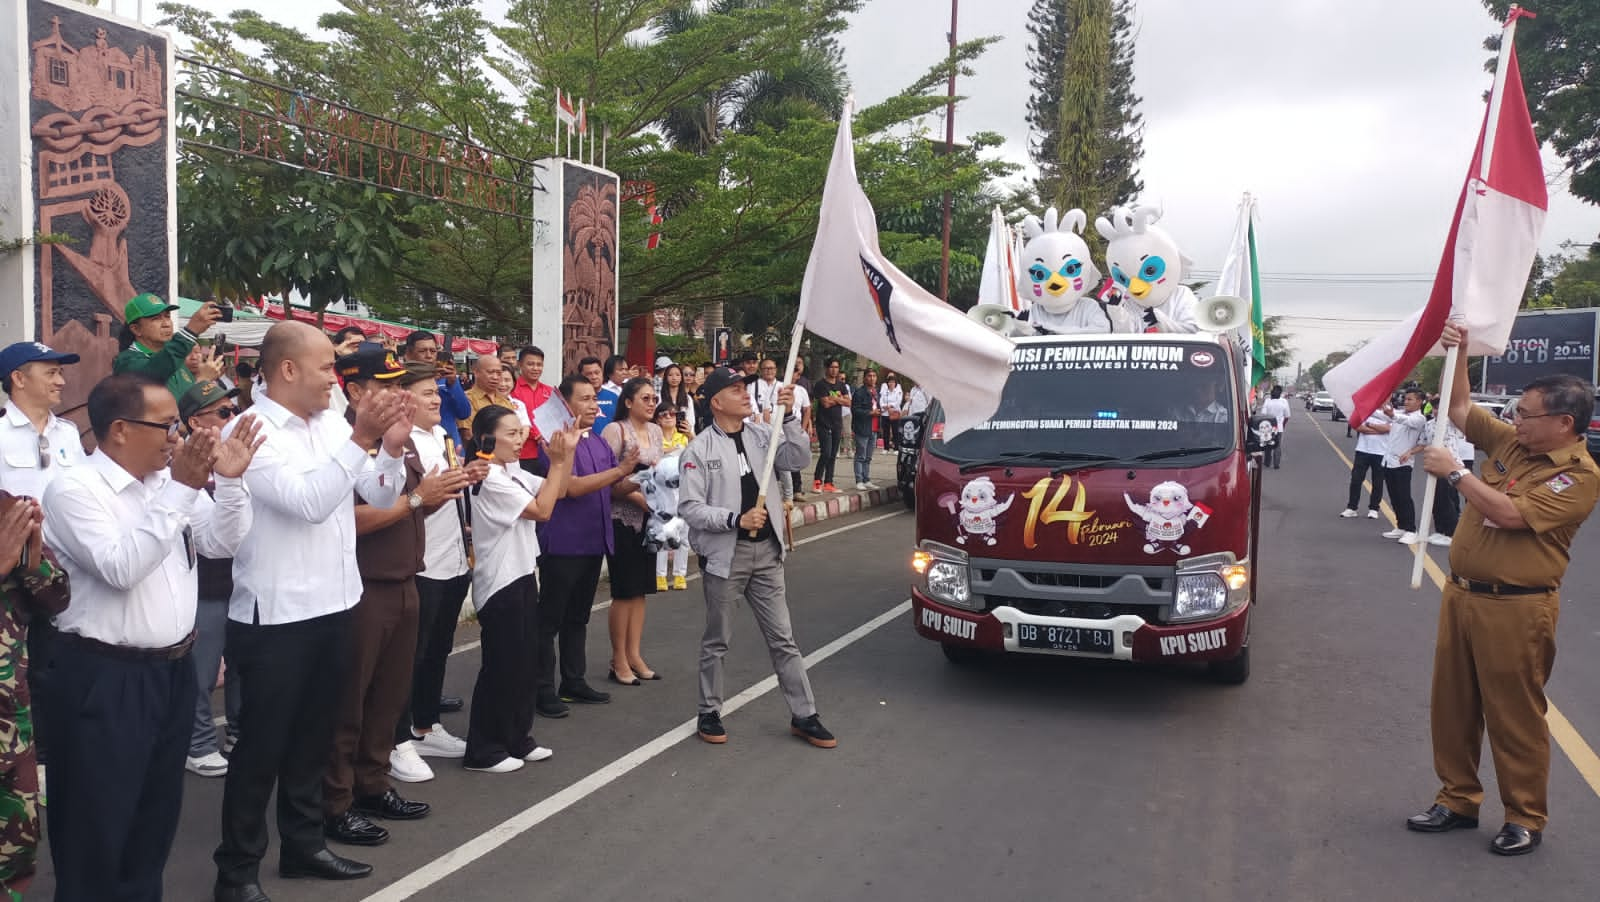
[26, 620, 56, 762]
[1348, 451, 1386, 510]
[1383, 465, 1417, 532]
[1432, 471, 1464, 536]
[465, 574, 541, 768]
[215, 609, 350, 887]
[536, 554, 602, 698]
[398, 573, 471, 743]
[814, 422, 841, 485]
[45, 638, 194, 902]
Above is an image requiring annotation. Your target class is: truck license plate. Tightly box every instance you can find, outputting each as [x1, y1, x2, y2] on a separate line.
[1016, 623, 1114, 654]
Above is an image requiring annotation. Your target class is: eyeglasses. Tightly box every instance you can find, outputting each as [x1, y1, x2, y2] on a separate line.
[121, 418, 182, 438]
[1513, 409, 1560, 422]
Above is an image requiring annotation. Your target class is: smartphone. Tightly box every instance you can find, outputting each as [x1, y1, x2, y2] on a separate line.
[217, 304, 235, 323]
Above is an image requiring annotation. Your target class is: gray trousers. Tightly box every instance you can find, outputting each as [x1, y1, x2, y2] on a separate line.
[698, 537, 816, 719]
[191, 598, 242, 757]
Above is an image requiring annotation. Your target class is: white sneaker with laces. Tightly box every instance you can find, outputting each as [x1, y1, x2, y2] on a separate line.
[389, 741, 436, 783]
[411, 724, 467, 758]
[1398, 532, 1420, 545]
[466, 756, 524, 774]
[523, 746, 554, 762]
[1367, 510, 1380, 520]
[1339, 509, 1358, 518]
[1428, 534, 1452, 547]
[186, 751, 229, 777]
[1381, 528, 1404, 539]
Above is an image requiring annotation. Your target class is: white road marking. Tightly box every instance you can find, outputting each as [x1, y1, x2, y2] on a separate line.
[360, 599, 913, 902]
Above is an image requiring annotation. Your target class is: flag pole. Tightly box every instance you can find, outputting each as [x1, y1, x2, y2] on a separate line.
[1410, 6, 1528, 589]
[747, 323, 809, 537]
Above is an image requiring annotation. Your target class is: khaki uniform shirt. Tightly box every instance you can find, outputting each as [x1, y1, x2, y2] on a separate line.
[1448, 405, 1600, 589]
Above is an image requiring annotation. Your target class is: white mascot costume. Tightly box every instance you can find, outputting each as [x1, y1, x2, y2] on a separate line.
[1096, 206, 1200, 334]
[1015, 208, 1136, 334]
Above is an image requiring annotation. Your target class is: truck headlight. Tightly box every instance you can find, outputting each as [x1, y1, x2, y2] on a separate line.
[916, 541, 975, 610]
[1172, 553, 1249, 623]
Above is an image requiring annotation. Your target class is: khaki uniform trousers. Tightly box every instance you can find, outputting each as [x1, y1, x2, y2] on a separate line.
[1431, 582, 1559, 830]
[324, 579, 419, 816]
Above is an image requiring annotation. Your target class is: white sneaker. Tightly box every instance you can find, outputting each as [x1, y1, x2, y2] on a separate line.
[1428, 534, 1452, 547]
[1367, 510, 1380, 520]
[1398, 532, 1420, 545]
[523, 746, 554, 762]
[186, 752, 229, 777]
[465, 756, 524, 774]
[1381, 528, 1404, 539]
[863, 481, 881, 490]
[1339, 509, 1358, 518]
[389, 741, 436, 783]
[854, 482, 869, 490]
[412, 724, 467, 759]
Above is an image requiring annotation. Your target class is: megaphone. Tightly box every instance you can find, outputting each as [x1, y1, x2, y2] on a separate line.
[967, 304, 1024, 336]
[1196, 295, 1249, 333]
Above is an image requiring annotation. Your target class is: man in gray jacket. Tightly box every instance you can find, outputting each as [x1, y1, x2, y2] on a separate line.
[678, 366, 837, 749]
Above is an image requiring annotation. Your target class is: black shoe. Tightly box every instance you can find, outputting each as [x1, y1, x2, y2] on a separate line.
[214, 881, 271, 902]
[1490, 823, 1541, 856]
[353, 788, 430, 821]
[1405, 803, 1479, 833]
[323, 810, 389, 847]
[697, 711, 727, 744]
[608, 669, 641, 686]
[560, 683, 611, 704]
[790, 714, 838, 749]
[438, 694, 464, 713]
[280, 847, 374, 880]
[536, 696, 570, 718]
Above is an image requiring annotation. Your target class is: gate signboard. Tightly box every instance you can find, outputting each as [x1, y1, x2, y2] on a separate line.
[1481, 309, 1599, 395]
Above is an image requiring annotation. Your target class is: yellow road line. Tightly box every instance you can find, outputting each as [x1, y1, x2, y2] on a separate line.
[1307, 416, 1600, 800]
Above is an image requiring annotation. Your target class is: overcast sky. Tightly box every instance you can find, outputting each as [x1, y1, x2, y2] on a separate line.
[125, 0, 1600, 371]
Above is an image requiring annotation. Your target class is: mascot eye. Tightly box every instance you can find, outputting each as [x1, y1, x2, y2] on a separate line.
[1111, 265, 1130, 287]
[1028, 264, 1050, 284]
[1059, 259, 1082, 278]
[1140, 256, 1168, 281]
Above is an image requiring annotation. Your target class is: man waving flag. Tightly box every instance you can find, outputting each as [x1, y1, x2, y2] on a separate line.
[796, 101, 1014, 437]
[1324, 7, 1547, 426]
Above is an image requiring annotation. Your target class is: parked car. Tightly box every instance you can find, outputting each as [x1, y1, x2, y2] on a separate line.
[1471, 393, 1513, 420]
[1311, 391, 1335, 412]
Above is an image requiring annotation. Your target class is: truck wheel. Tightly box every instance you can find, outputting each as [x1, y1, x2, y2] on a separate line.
[941, 643, 983, 666]
[1208, 646, 1250, 684]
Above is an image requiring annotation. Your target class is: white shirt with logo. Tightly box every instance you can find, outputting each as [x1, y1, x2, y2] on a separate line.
[471, 463, 544, 607]
[413, 425, 469, 581]
[0, 404, 85, 500]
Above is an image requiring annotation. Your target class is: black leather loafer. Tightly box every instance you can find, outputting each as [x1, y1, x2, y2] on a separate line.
[1490, 823, 1541, 856]
[322, 810, 390, 847]
[281, 847, 374, 880]
[353, 788, 431, 821]
[439, 694, 464, 713]
[1405, 803, 1479, 833]
[214, 881, 271, 902]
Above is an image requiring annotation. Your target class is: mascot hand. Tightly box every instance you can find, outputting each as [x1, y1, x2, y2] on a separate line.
[662, 517, 691, 549]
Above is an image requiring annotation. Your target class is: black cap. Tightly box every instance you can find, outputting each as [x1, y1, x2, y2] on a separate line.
[335, 347, 406, 383]
[700, 366, 756, 400]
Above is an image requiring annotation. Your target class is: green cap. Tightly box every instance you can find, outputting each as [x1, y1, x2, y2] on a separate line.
[124, 292, 178, 323]
[178, 380, 239, 421]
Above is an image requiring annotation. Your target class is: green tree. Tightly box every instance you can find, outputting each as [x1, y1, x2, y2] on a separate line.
[1259, 315, 1293, 378]
[1026, 0, 1143, 239]
[1306, 349, 1352, 390]
[1483, 1, 1600, 207]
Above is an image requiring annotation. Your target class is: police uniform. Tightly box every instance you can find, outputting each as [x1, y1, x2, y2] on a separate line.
[1431, 404, 1600, 834]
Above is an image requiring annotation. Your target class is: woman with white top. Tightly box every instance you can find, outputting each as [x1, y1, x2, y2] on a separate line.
[878, 373, 904, 451]
[659, 364, 696, 435]
[461, 405, 577, 774]
[600, 378, 664, 685]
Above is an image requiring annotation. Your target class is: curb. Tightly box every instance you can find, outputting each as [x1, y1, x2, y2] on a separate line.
[788, 485, 902, 528]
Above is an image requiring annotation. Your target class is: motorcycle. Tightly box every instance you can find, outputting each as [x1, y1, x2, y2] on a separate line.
[896, 412, 925, 510]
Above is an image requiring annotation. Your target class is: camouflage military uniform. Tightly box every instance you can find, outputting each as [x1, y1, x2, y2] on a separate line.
[0, 553, 69, 900]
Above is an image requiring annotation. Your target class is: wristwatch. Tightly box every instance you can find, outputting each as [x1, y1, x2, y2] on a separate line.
[1447, 468, 1470, 487]
[407, 492, 424, 510]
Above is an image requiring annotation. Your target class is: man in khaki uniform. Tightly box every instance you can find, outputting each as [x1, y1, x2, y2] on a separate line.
[1405, 323, 1600, 856]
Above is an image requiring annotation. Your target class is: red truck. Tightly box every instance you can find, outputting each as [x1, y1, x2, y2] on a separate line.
[910, 332, 1261, 683]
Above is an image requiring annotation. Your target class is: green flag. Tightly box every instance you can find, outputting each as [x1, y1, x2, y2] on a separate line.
[1248, 219, 1267, 387]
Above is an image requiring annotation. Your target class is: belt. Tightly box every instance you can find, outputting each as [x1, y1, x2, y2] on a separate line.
[56, 629, 196, 661]
[1448, 574, 1554, 597]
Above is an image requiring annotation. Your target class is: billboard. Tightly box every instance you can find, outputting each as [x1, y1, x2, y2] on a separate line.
[1481, 309, 1598, 395]
[531, 158, 619, 379]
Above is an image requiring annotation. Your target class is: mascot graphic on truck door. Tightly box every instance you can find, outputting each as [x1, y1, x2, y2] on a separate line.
[1125, 481, 1211, 555]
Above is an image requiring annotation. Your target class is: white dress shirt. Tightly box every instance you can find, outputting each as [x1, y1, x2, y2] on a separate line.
[224, 392, 404, 625]
[1259, 397, 1291, 431]
[1384, 410, 1428, 468]
[0, 403, 86, 500]
[414, 424, 470, 580]
[904, 386, 929, 417]
[43, 451, 251, 648]
[878, 384, 904, 417]
[1355, 413, 1388, 456]
[748, 378, 780, 423]
[471, 463, 544, 608]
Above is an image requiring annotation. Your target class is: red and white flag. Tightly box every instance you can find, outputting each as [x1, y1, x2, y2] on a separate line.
[555, 88, 577, 126]
[1324, 9, 1546, 425]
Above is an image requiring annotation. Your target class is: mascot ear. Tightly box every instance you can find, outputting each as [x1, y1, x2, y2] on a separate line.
[1021, 214, 1045, 240]
[1095, 212, 1119, 242]
[1061, 209, 1088, 235]
[1042, 207, 1060, 234]
[1132, 205, 1162, 234]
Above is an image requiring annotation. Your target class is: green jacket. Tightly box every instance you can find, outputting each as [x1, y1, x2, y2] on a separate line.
[112, 329, 197, 398]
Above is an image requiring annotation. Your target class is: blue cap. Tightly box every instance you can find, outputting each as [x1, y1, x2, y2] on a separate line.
[0, 342, 79, 378]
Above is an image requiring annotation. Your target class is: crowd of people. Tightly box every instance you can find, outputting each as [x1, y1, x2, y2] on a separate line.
[0, 299, 868, 902]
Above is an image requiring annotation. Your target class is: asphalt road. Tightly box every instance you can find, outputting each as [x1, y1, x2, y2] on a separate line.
[30, 430, 1600, 901]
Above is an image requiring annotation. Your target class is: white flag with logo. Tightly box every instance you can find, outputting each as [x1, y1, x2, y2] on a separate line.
[796, 103, 1014, 437]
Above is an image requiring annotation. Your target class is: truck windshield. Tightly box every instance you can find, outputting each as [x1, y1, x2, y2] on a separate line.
[928, 338, 1237, 465]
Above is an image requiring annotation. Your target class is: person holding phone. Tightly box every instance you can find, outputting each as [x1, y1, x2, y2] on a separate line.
[114, 294, 223, 399]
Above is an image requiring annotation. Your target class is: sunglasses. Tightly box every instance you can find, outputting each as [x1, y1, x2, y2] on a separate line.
[207, 405, 242, 421]
[122, 418, 182, 438]
[37, 433, 50, 470]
